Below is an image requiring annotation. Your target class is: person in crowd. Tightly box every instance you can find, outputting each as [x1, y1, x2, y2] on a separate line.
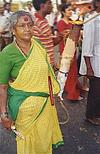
[79, 0, 97, 92]
[25, 1, 36, 15]
[3, 2, 13, 16]
[78, 36, 89, 91]
[0, 5, 12, 50]
[32, 0, 63, 69]
[0, 11, 64, 154]
[57, 3, 72, 55]
[1, 2, 13, 48]
[57, 3, 82, 101]
[70, 1, 80, 21]
[82, 0, 100, 125]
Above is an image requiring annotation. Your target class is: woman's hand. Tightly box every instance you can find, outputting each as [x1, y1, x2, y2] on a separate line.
[1, 117, 14, 130]
[0, 84, 13, 130]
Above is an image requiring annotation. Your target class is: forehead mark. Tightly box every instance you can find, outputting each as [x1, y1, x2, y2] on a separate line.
[23, 16, 29, 21]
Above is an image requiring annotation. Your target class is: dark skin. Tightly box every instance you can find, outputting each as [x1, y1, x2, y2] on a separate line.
[0, 84, 13, 130]
[0, 26, 13, 129]
[84, 57, 94, 79]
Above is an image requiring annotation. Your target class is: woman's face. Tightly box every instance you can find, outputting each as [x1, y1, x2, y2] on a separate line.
[13, 15, 33, 42]
[64, 6, 72, 18]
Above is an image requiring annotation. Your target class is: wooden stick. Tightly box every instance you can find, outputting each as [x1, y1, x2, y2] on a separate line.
[48, 76, 55, 106]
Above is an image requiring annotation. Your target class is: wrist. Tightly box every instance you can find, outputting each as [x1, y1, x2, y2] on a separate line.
[0, 112, 8, 120]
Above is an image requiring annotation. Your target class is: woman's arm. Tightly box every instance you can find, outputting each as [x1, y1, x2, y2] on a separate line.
[0, 84, 8, 112]
[0, 84, 13, 130]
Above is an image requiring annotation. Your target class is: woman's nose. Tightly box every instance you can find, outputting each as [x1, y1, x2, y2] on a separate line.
[25, 24, 30, 31]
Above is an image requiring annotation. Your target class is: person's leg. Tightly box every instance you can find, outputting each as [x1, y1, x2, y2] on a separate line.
[86, 77, 100, 125]
[82, 76, 89, 91]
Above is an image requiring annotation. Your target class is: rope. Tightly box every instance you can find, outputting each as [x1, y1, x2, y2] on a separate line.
[54, 67, 70, 125]
[57, 97, 70, 125]
[54, 67, 68, 76]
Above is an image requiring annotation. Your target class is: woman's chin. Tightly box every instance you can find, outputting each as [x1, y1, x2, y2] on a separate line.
[23, 37, 32, 41]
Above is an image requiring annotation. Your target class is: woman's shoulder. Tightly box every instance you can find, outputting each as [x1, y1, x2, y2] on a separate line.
[57, 20, 69, 33]
[1, 42, 21, 57]
[32, 37, 46, 49]
[57, 19, 65, 26]
[0, 48, 10, 62]
[0, 43, 18, 62]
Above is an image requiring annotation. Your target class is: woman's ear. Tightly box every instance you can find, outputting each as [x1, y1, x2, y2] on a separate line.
[61, 11, 65, 17]
[11, 29, 15, 36]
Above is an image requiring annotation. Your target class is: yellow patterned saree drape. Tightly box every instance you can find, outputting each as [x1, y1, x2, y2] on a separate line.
[8, 38, 64, 154]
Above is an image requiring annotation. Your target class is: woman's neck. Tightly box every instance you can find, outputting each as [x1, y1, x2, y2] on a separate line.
[15, 39, 31, 55]
[63, 16, 70, 24]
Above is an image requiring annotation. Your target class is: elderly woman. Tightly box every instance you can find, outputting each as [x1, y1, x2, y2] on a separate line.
[0, 11, 64, 154]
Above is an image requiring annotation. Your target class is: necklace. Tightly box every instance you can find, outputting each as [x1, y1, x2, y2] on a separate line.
[14, 40, 31, 58]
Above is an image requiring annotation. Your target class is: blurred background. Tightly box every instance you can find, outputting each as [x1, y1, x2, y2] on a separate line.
[0, 0, 79, 12]
[0, 0, 60, 12]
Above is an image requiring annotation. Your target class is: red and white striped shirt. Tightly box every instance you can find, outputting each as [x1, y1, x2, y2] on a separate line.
[32, 13, 55, 65]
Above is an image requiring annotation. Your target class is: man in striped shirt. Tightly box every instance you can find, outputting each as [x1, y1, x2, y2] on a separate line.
[32, 0, 62, 68]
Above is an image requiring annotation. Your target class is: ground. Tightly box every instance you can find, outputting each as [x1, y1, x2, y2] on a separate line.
[53, 92, 100, 154]
[0, 91, 100, 154]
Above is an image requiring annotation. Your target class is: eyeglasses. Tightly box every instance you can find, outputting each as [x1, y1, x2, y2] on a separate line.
[16, 22, 33, 30]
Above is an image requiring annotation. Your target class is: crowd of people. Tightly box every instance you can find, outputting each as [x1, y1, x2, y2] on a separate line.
[0, 0, 100, 153]
[0, 2, 13, 50]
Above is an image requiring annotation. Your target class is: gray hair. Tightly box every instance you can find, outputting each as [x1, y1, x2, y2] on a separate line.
[9, 10, 34, 30]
